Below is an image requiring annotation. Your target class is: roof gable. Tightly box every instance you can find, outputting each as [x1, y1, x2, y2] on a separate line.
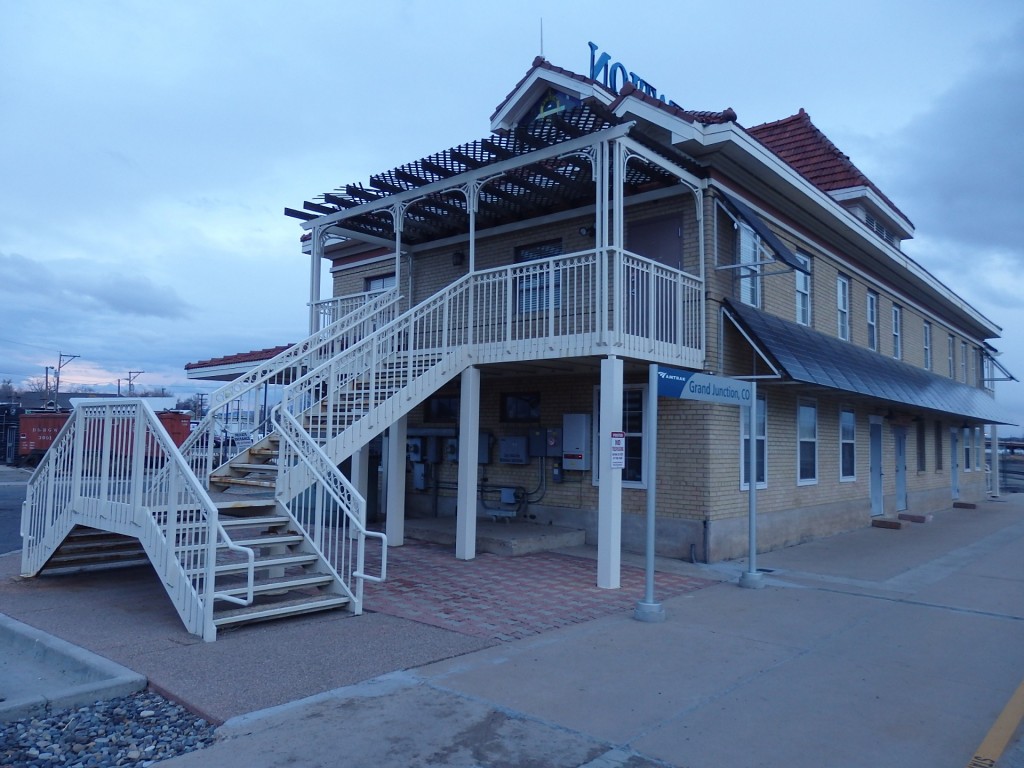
[747, 109, 912, 231]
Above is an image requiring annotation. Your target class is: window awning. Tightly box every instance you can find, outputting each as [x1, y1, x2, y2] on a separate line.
[723, 300, 1017, 425]
[716, 191, 809, 274]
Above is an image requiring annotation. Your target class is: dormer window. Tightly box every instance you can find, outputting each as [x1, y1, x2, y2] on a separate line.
[864, 211, 897, 248]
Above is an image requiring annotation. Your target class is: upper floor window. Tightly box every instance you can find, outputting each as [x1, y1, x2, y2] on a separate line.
[738, 222, 761, 307]
[515, 240, 563, 313]
[741, 394, 767, 489]
[795, 254, 811, 326]
[948, 335, 956, 378]
[365, 273, 396, 292]
[866, 291, 878, 351]
[837, 276, 850, 341]
[798, 399, 818, 485]
[960, 341, 968, 382]
[892, 305, 902, 359]
[923, 321, 932, 371]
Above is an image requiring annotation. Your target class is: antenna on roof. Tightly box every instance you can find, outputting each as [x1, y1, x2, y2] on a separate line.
[539, 18, 544, 57]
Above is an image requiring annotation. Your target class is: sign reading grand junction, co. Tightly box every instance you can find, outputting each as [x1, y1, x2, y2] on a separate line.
[656, 366, 753, 406]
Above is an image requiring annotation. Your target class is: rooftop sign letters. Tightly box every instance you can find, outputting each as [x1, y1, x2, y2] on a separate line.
[588, 42, 680, 109]
[657, 366, 753, 407]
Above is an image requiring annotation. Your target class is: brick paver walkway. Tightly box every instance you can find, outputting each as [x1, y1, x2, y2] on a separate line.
[364, 540, 717, 642]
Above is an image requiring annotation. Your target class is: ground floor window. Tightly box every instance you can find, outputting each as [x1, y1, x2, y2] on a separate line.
[916, 419, 927, 472]
[934, 421, 944, 470]
[964, 427, 972, 471]
[593, 384, 646, 487]
[974, 428, 983, 471]
[798, 399, 818, 484]
[740, 394, 767, 489]
[840, 407, 856, 480]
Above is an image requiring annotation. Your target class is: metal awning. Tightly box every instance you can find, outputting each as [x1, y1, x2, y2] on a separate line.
[286, 103, 688, 248]
[715, 191, 809, 274]
[723, 300, 1017, 425]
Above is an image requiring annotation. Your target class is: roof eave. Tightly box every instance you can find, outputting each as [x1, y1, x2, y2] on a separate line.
[695, 123, 1000, 338]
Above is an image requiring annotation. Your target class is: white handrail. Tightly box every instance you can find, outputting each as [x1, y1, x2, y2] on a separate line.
[21, 399, 254, 641]
[180, 289, 402, 483]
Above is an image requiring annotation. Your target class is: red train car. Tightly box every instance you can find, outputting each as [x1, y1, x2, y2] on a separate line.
[17, 412, 70, 464]
[17, 409, 191, 465]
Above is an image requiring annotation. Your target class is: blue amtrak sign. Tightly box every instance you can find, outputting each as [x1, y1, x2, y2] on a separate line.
[657, 366, 753, 406]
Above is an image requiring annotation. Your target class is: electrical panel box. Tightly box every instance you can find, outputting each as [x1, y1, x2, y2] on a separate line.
[444, 437, 459, 463]
[527, 428, 546, 457]
[478, 432, 491, 465]
[562, 413, 591, 471]
[406, 437, 423, 462]
[443, 434, 492, 464]
[423, 435, 441, 464]
[498, 436, 529, 464]
[546, 427, 562, 458]
[412, 462, 427, 491]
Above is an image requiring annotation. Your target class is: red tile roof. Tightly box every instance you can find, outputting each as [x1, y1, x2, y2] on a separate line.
[611, 81, 737, 126]
[746, 109, 910, 226]
[185, 345, 292, 371]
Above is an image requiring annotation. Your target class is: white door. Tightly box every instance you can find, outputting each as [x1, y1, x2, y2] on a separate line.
[950, 428, 960, 500]
[893, 427, 907, 512]
[870, 419, 883, 516]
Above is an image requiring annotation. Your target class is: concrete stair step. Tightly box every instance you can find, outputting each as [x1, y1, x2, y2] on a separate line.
[213, 593, 349, 627]
[898, 512, 933, 523]
[215, 552, 318, 575]
[213, 476, 276, 489]
[227, 463, 278, 473]
[871, 517, 905, 530]
[953, 501, 978, 509]
[218, 515, 291, 530]
[215, 572, 335, 598]
[213, 497, 277, 516]
[225, 532, 304, 548]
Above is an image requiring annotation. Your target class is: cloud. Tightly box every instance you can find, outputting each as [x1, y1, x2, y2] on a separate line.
[0, 252, 189, 319]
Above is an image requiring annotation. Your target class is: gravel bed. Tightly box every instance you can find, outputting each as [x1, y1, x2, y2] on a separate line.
[1, 690, 216, 767]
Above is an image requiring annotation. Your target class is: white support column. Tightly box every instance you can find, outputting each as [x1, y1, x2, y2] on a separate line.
[991, 424, 1000, 497]
[456, 366, 481, 560]
[309, 226, 324, 335]
[349, 443, 371, 537]
[598, 355, 624, 588]
[385, 416, 407, 547]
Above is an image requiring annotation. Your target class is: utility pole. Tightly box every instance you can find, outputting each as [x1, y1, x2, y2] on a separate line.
[128, 370, 144, 397]
[53, 352, 80, 410]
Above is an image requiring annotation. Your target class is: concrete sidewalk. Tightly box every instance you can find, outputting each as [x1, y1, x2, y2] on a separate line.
[3, 479, 1024, 766]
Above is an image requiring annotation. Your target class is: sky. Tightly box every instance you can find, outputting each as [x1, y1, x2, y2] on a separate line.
[2, 0, 1023, 424]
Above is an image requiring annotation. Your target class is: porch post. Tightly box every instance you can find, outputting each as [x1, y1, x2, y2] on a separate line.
[309, 226, 324, 334]
[385, 416, 407, 546]
[350, 443, 371, 537]
[456, 365, 481, 560]
[991, 424, 1000, 497]
[598, 355, 624, 588]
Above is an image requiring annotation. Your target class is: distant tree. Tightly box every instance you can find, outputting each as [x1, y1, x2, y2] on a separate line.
[0, 379, 13, 400]
[25, 377, 48, 393]
[65, 384, 96, 393]
[176, 394, 205, 417]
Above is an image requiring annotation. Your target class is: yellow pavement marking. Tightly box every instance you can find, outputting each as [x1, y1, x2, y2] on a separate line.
[968, 676, 1024, 768]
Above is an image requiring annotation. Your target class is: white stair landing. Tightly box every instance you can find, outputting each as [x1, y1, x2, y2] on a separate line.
[403, 518, 585, 557]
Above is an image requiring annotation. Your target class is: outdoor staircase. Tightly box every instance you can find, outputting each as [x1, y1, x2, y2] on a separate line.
[209, 495, 349, 629]
[210, 434, 280, 491]
[39, 528, 149, 575]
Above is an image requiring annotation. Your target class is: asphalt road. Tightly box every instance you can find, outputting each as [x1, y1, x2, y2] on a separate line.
[0, 471, 28, 554]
